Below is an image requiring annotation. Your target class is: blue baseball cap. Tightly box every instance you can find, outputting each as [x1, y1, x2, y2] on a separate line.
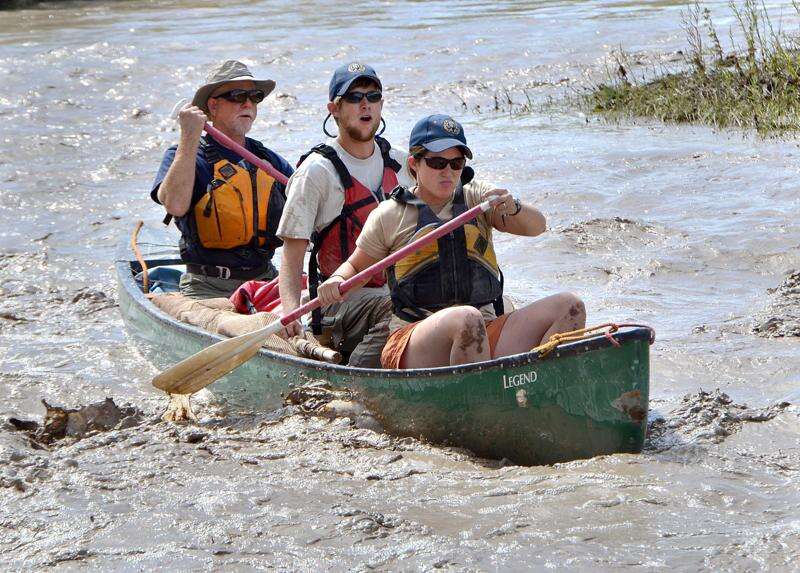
[328, 62, 382, 101]
[409, 114, 473, 159]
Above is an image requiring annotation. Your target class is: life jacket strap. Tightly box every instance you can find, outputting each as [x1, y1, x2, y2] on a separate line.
[302, 143, 353, 189]
[376, 136, 402, 173]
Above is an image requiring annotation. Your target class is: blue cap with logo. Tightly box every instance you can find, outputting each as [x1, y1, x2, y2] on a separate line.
[409, 114, 473, 159]
[329, 62, 382, 101]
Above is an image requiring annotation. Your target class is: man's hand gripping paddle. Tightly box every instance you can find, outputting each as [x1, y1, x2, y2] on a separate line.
[151, 195, 502, 395]
[169, 99, 288, 185]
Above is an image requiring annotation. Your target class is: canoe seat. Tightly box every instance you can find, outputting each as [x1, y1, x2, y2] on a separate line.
[134, 265, 184, 294]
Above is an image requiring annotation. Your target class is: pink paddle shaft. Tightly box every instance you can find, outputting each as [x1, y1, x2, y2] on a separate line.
[203, 123, 289, 185]
[276, 197, 498, 328]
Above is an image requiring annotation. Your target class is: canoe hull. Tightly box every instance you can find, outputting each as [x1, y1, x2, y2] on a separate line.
[117, 242, 649, 465]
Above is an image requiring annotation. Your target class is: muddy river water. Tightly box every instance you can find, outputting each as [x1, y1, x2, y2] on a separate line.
[1, 0, 799, 570]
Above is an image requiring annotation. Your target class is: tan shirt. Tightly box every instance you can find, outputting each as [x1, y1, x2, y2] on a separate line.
[355, 180, 498, 330]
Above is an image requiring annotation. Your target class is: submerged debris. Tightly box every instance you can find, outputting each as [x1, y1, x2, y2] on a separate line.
[284, 382, 382, 431]
[753, 270, 800, 338]
[70, 288, 116, 315]
[646, 389, 790, 451]
[8, 398, 142, 444]
[559, 217, 661, 249]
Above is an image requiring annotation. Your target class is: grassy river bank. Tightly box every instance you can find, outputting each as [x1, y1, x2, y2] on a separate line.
[586, 0, 800, 134]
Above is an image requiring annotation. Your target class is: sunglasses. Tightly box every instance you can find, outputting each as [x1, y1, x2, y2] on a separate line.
[211, 89, 266, 104]
[422, 156, 467, 170]
[342, 90, 383, 104]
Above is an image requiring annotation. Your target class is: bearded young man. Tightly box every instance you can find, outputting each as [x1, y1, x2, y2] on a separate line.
[151, 60, 293, 299]
[276, 62, 413, 367]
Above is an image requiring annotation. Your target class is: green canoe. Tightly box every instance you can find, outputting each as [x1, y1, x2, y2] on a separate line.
[116, 231, 651, 466]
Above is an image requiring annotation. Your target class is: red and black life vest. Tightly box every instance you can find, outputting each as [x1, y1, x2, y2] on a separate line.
[298, 136, 401, 333]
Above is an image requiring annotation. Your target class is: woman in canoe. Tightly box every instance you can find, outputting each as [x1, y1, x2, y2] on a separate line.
[317, 114, 586, 368]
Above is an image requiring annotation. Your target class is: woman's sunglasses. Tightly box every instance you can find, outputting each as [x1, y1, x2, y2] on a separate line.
[423, 156, 467, 170]
[342, 90, 383, 104]
[211, 89, 266, 104]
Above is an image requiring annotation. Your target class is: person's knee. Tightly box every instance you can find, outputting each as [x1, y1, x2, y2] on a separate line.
[559, 292, 586, 324]
[440, 306, 487, 353]
[435, 305, 478, 335]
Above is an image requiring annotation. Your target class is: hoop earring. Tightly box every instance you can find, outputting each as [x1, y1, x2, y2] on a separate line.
[377, 117, 386, 136]
[322, 113, 337, 138]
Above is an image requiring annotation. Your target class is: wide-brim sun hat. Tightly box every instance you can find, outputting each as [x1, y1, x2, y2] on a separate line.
[192, 60, 276, 114]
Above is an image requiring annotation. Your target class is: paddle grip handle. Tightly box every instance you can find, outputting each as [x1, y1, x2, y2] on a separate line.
[277, 198, 498, 328]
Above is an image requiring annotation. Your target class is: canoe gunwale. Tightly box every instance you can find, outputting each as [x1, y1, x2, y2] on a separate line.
[116, 251, 653, 380]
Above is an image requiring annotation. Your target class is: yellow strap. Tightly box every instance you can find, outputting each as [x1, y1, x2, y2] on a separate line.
[532, 322, 621, 358]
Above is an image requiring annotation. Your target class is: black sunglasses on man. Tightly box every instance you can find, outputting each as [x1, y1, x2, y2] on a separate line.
[211, 88, 266, 104]
[341, 90, 382, 104]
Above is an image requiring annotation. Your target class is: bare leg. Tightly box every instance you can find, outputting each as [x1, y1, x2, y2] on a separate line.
[400, 306, 491, 369]
[493, 292, 586, 357]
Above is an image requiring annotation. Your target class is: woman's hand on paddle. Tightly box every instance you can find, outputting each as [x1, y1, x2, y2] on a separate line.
[482, 188, 514, 215]
[178, 103, 207, 141]
[317, 275, 346, 306]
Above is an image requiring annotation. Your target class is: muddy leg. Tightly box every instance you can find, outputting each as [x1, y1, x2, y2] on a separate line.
[540, 292, 586, 343]
[401, 306, 491, 368]
[493, 292, 586, 356]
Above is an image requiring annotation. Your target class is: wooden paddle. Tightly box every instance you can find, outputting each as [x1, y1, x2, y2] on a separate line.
[151, 196, 502, 395]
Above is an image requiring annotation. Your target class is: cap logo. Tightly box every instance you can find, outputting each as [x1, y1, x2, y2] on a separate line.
[348, 62, 366, 73]
[442, 118, 460, 135]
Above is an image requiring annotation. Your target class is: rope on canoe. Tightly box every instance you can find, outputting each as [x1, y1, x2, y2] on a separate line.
[532, 322, 655, 358]
[131, 221, 149, 294]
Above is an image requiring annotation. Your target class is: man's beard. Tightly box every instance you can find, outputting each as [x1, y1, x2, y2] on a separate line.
[231, 118, 253, 138]
[343, 118, 379, 142]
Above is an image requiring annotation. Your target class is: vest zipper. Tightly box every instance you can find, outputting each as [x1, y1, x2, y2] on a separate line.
[449, 233, 460, 304]
[231, 185, 247, 243]
[212, 193, 223, 240]
[249, 167, 259, 247]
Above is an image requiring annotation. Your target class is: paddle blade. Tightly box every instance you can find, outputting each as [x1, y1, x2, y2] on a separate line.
[152, 326, 273, 395]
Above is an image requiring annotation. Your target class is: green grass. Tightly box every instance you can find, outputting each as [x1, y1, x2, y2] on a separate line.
[585, 0, 800, 134]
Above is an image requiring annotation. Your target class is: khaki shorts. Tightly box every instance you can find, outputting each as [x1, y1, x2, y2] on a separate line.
[179, 263, 278, 300]
[322, 294, 392, 369]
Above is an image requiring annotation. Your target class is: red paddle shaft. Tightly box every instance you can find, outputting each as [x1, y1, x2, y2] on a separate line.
[203, 123, 289, 185]
[276, 197, 499, 328]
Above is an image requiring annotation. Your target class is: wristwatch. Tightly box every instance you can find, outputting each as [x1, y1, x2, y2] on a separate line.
[500, 197, 522, 226]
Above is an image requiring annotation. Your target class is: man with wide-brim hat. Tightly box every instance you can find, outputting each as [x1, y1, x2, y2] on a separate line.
[274, 61, 415, 368]
[151, 60, 293, 299]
